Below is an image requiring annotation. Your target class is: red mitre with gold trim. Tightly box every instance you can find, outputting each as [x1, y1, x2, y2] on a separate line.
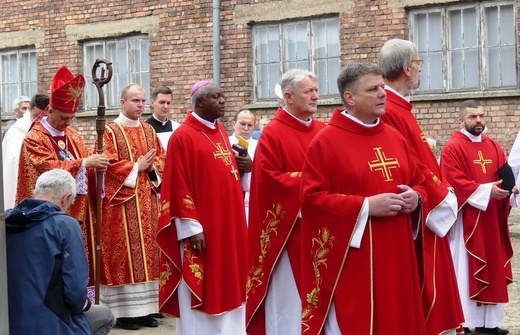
[49, 66, 86, 114]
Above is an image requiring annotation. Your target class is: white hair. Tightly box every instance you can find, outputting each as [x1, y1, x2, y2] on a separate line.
[33, 169, 77, 207]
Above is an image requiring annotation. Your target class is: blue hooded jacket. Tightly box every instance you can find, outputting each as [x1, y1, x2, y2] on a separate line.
[6, 198, 91, 335]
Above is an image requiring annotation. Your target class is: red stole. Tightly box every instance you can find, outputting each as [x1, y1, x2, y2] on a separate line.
[301, 110, 427, 335]
[382, 90, 464, 334]
[157, 112, 247, 316]
[246, 108, 325, 334]
[441, 131, 513, 302]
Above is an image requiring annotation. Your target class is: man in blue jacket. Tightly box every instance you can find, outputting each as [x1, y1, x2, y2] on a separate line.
[6, 169, 115, 335]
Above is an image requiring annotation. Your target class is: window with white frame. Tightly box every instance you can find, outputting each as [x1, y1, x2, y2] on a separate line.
[253, 17, 340, 100]
[83, 36, 150, 110]
[0, 49, 37, 115]
[409, 1, 516, 93]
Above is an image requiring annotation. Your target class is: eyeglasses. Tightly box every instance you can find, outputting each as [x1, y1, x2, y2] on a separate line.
[411, 59, 424, 66]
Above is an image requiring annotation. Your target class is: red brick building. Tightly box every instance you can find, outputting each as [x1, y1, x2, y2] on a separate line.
[1, 0, 519, 154]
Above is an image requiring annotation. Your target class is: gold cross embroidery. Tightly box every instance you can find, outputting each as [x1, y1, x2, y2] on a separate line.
[213, 143, 232, 165]
[368, 147, 400, 182]
[67, 85, 84, 112]
[473, 150, 493, 174]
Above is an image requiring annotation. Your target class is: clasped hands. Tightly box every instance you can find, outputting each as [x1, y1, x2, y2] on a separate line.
[137, 149, 156, 172]
[368, 184, 419, 217]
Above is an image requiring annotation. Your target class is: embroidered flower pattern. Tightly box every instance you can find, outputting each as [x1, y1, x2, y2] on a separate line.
[246, 203, 285, 298]
[302, 227, 335, 333]
[185, 242, 204, 283]
[159, 262, 172, 291]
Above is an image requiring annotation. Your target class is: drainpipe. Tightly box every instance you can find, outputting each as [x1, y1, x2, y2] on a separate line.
[212, 0, 221, 86]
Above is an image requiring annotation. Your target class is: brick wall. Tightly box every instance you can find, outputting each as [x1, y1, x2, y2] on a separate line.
[1, 0, 520, 154]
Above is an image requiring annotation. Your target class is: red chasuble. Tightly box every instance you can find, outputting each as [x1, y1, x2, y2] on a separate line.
[440, 131, 513, 303]
[16, 121, 97, 285]
[245, 108, 325, 335]
[157, 112, 247, 316]
[300, 110, 428, 335]
[99, 121, 165, 286]
[381, 89, 464, 334]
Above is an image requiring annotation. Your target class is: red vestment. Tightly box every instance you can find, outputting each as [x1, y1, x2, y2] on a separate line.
[246, 108, 325, 334]
[300, 110, 428, 335]
[381, 89, 464, 334]
[157, 112, 247, 316]
[16, 121, 96, 285]
[440, 131, 513, 302]
[99, 121, 165, 286]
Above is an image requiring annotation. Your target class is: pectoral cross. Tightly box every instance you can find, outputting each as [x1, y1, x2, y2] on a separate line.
[230, 165, 239, 180]
[473, 150, 493, 174]
[368, 147, 400, 182]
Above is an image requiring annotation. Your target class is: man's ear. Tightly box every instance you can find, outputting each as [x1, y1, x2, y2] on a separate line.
[60, 193, 73, 210]
[344, 91, 355, 108]
[403, 65, 412, 77]
[196, 97, 205, 107]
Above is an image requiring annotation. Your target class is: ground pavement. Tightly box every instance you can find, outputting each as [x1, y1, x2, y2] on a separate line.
[110, 210, 520, 335]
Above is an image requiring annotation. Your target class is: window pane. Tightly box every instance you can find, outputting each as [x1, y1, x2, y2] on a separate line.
[485, 6, 499, 46]
[451, 49, 463, 89]
[501, 5, 515, 44]
[428, 51, 444, 90]
[462, 7, 477, 48]
[327, 58, 340, 94]
[502, 46, 516, 86]
[315, 21, 327, 59]
[268, 27, 280, 62]
[428, 12, 442, 50]
[449, 10, 462, 49]
[488, 47, 501, 87]
[464, 48, 478, 88]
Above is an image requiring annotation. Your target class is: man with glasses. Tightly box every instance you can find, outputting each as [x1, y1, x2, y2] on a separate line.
[378, 38, 465, 335]
[229, 109, 258, 223]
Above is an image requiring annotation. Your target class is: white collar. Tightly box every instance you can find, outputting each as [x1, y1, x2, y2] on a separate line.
[384, 85, 410, 102]
[114, 113, 140, 127]
[41, 117, 65, 136]
[341, 110, 380, 128]
[282, 108, 313, 126]
[192, 111, 217, 129]
[152, 113, 169, 126]
[460, 128, 482, 142]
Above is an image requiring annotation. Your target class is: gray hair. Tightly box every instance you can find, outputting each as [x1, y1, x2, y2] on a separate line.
[378, 39, 417, 81]
[280, 69, 316, 96]
[191, 82, 220, 108]
[33, 169, 77, 207]
[337, 63, 383, 106]
[12, 96, 31, 111]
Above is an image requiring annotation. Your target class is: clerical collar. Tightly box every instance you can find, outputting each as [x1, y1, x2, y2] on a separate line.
[114, 113, 140, 127]
[384, 85, 410, 102]
[341, 110, 380, 128]
[282, 107, 313, 127]
[41, 117, 65, 136]
[152, 113, 169, 126]
[192, 111, 217, 129]
[460, 128, 482, 142]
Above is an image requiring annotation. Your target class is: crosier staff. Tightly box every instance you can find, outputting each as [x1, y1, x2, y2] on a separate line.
[92, 59, 112, 304]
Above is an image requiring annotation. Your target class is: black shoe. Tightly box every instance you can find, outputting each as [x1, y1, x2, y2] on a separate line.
[463, 327, 473, 334]
[116, 317, 140, 330]
[474, 327, 509, 335]
[135, 315, 159, 328]
[149, 312, 165, 319]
